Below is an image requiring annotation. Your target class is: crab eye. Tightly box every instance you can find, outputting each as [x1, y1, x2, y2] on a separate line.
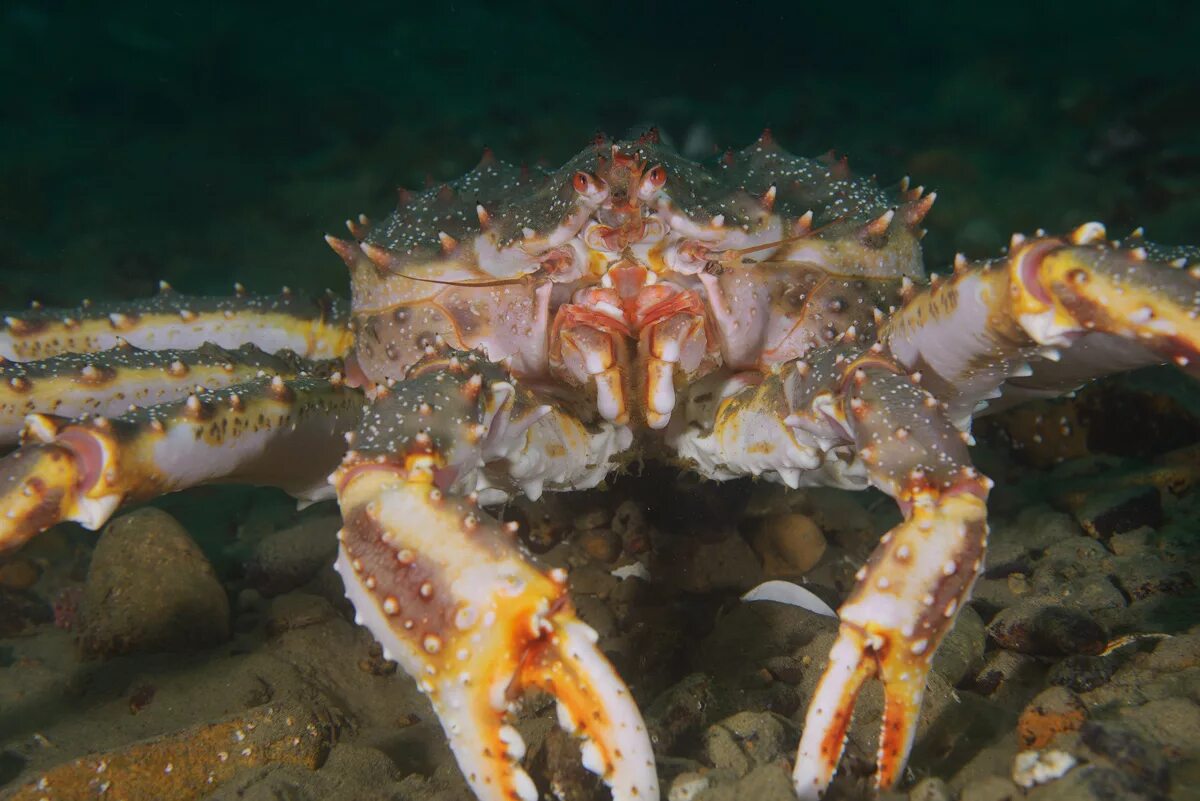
[638, 165, 667, 200]
[573, 171, 594, 194]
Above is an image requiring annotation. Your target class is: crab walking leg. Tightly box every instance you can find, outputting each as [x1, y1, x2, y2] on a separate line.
[879, 227, 1200, 425]
[0, 289, 351, 362]
[793, 355, 989, 799]
[331, 350, 654, 801]
[0, 342, 333, 446]
[0, 375, 361, 552]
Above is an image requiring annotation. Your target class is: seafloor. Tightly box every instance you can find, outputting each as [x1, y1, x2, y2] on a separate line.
[2, 3, 1200, 801]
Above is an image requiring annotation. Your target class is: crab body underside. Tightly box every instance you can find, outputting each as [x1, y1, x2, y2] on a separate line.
[2, 130, 1198, 800]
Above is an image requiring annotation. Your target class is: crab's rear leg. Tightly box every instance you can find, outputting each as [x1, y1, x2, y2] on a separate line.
[791, 353, 989, 798]
[0, 373, 361, 552]
[0, 288, 351, 361]
[331, 350, 655, 801]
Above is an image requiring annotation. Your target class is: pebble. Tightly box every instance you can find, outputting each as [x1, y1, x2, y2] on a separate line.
[932, 605, 986, 687]
[1078, 720, 1169, 790]
[749, 514, 827, 577]
[576, 527, 622, 563]
[1109, 553, 1194, 600]
[80, 508, 230, 657]
[1017, 686, 1087, 748]
[0, 558, 40, 590]
[668, 771, 710, 801]
[1070, 485, 1163, 539]
[1142, 631, 1200, 671]
[246, 515, 339, 597]
[1047, 654, 1118, 693]
[701, 711, 797, 776]
[908, 776, 952, 801]
[987, 600, 1106, 657]
[660, 530, 763, 593]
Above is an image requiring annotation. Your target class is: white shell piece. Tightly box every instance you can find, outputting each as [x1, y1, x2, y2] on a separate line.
[741, 580, 838, 619]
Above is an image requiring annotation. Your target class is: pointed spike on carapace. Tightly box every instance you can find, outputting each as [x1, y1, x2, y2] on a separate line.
[325, 235, 361, 267]
[900, 275, 916, 302]
[233, 282, 246, 297]
[906, 191, 936, 226]
[1069, 221, 1107, 245]
[158, 280, 173, 294]
[396, 187, 414, 208]
[953, 252, 969, 274]
[899, 176, 911, 194]
[361, 242, 399, 270]
[793, 210, 815, 235]
[346, 215, 370, 240]
[477, 146, 496, 167]
[761, 184, 778, 212]
[722, 149, 735, 167]
[438, 231, 459, 254]
[1129, 226, 1145, 239]
[636, 126, 661, 145]
[863, 208, 896, 240]
[756, 127, 775, 147]
[436, 184, 455, 204]
[476, 204, 491, 228]
[710, 214, 726, 229]
[1009, 232, 1028, 251]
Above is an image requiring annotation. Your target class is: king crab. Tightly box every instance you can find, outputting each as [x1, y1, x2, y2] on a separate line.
[1, 129, 1198, 800]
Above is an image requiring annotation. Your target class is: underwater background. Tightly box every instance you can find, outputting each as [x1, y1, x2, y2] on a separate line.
[2, 3, 1200, 801]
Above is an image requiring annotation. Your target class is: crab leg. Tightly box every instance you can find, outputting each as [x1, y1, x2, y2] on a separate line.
[880, 227, 1200, 425]
[791, 355, 989, 798]
[0, 288, 351, 362]
[331, 349, 654, 801]
[0, 342, 332, 446]
[0, 374, 361, 552]
[668, 349, 989, 797]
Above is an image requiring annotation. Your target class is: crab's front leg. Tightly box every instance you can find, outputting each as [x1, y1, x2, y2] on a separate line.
[330, 350, 656, 801]
[791, 354, 989, 798]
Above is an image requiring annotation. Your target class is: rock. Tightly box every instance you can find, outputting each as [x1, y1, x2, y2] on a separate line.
[80, 508, 229, 657]
[245, 515, 339, 596]
[932, 605, 986, 686]
[1070, 485, 1163, 539]
[1017, 686, 1087, 748]
[701, 711, 797, 776]
[0, 586, 52, 636]
[646, 674, 719, 754]
[1078, 720, 1169, 791]
[1047, 654, 1119, 693]
[1141, 631, 1200, 671]
[1120, 697, 1200, 758]
[908, 776, 952, 801]
[668, 771, 710, 801]
[1109, 554, 1194, 600]
[987, 600, 1106, 657]
[1026, 765, 1148, 800]
[0, 557, 40, 590]
[1109, 526, 1151, 556]
[749, 514, 827, 578]
[690, 761, 796, 801]
[660, 530, 763, 593]
[1060, 575, 1127, 613]
[994, 506, 1082, 552]
[958, 775, 1021, 801]
[576, 527, 622, 563]
[968, 649, 1042, 702]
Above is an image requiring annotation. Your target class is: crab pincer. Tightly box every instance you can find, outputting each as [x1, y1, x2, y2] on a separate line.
[333, 460, 658, 801]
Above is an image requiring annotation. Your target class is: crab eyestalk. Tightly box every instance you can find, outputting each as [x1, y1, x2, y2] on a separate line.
[332, 459, 658, 801]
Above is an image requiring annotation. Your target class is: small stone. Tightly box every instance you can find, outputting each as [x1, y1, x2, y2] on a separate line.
[646, 673, 718, 753]
[701, 711, 797, 776]
[572, 507, 609, 531]
[1047, 654, 1118, 693]
[750, 514, 827, 577]
[1141, 632, 1200, 671]
[1079, 720, 1169, 791]
[1061, 575, 1127, 613]
[908, 776, 951, 801]
[80, 508, 229, 657]
[667, 771, 710, 801]
[1012, 749, 1077, 789]
[0, 558, 40, 590]
[1071, 485, 1163, 540]
[1109, 554, 1194, 600]
[987, 600, 1106, 657]
[1109, 526, 1151, 556]
[1120, 697, 1200, 758]
[968, 649, 1041, 701]
[661, 530, 762, 593]
[246, 515, 339, 597]
[576, 528, 621, 563]
[1017, 686, 1087, 748]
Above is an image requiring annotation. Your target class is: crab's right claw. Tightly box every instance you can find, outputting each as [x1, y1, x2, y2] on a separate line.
[334, 464, 659, 801]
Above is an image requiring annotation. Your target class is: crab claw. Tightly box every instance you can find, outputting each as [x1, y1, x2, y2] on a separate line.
[0, 440, 83, 551]
[334, 463, 658, 801]
[793, 491, 988, 799]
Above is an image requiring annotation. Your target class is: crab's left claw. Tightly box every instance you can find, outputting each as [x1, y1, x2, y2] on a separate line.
[793, 492, 987, 799]
[334, 463, 658, 801]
